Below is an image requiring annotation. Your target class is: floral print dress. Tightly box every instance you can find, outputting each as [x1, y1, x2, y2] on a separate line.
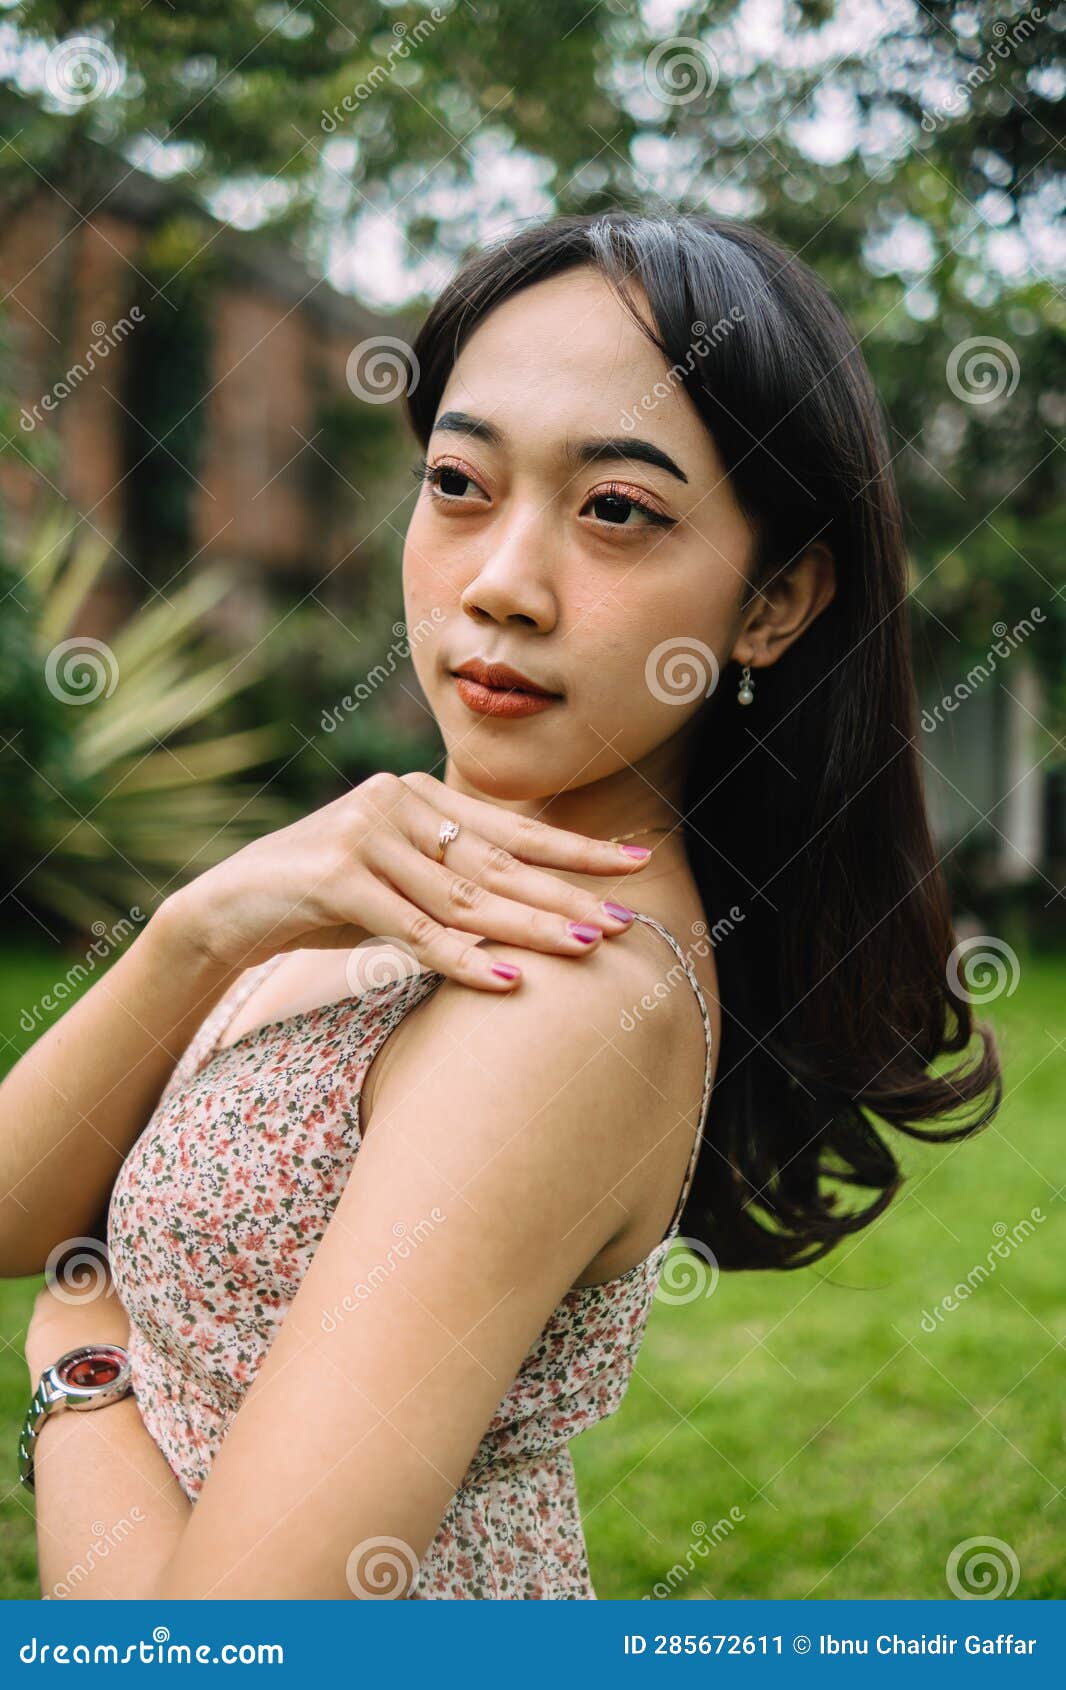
[107, 911, 715, 1599]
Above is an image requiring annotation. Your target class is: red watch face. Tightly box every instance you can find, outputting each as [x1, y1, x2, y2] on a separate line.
[57, 1347, 126, 1390]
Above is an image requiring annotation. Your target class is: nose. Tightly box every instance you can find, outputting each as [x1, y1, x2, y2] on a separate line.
[459, 508, 559, 632]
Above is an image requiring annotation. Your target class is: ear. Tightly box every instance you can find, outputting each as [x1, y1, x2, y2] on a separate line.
[732, 540, 836, 670]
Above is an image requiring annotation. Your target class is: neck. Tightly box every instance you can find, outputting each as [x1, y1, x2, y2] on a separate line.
[441, 720, 696, 846]
[439, 731, 699, 908]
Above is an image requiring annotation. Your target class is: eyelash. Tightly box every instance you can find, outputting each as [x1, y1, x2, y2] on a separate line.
[412, 455, 675, 530]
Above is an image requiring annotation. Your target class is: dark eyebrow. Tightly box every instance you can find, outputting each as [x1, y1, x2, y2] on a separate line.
[431, 411, 689, 486]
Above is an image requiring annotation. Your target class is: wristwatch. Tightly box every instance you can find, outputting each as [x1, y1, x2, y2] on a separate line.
[18, 1343, 133, 1492]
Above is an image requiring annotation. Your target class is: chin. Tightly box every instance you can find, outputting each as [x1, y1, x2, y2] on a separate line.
[444, 750, 566, 804]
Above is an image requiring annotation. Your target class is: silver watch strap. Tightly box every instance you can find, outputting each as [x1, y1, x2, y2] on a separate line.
[18, 1373, 65, 1491]
[18, 1345, 133, 1492]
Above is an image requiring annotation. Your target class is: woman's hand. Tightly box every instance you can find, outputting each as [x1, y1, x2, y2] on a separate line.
[166, 770, 653, 991]
[25, 1270, 130, 1384]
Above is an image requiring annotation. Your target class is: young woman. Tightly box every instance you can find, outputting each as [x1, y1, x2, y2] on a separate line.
[5, 210, 1001, 1601]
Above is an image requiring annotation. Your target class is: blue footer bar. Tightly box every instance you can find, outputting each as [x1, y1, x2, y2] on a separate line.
[2, 1599, 1064, 1684]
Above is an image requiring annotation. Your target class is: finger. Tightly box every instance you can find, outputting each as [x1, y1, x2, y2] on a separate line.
[380, 820, 635, 933]
[341, 876, 525, 992]
[367, 835, 617, 952]
[398, 771, 658, 872]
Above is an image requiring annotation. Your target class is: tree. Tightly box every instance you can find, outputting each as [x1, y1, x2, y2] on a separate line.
[1, 0, 1061, 709]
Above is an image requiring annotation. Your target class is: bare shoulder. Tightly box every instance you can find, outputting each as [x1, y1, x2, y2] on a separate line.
[364, 923, 699, 1137]
[359, 922, 715, 1276]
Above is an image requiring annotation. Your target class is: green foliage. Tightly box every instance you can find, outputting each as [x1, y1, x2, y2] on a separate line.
[0, 558, 73, 871]
[0, 501, 297, 935]
[251, 594, 443, 803]
[2, 3, 1061, 706]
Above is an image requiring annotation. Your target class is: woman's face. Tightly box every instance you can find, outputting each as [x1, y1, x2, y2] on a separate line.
[403, 265, 755, 804]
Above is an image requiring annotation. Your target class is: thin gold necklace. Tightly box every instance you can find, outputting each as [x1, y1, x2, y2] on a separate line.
[607, 825, 674, 844]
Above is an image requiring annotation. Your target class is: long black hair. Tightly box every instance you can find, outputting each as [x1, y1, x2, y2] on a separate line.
[404, 210, 1003, 1271]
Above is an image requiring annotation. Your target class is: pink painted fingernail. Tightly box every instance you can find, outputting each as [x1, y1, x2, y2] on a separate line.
[602, 901, 635, 922]
[620, 844, 651, 858]
[492, 962, 521, 980]
[568, 922, 601, 944]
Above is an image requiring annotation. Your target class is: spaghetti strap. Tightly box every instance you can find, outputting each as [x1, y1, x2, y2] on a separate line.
[187, 955, 286, 1081]
[627, 910, 715, 1238]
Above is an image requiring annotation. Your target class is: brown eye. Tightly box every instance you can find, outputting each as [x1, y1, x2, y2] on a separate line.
[591, 493, 642, 525]
[422, 460, 488, 501]
[582, 484, 674, 530]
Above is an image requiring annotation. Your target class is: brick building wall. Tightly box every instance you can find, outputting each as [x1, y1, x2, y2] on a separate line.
[0, 150, 412, 620]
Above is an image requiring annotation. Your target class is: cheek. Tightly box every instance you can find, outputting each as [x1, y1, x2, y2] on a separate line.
[589, 583, 725, 695]
[401, 507, 436, 597]
[580, 575, 737, 737]
[558, 607, 681, 753]
[402, 512, 457, 628]
[401, 527, 450, 698]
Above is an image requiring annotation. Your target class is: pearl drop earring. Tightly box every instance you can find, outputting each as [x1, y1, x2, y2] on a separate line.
[737, 663, 755, 706]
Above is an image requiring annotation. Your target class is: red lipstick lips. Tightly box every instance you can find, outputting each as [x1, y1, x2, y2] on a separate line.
[451, 658, 562, 719]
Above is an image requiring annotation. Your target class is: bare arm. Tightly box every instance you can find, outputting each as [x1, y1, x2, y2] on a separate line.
[25, 938, 644, 1599]
[25, 1278, 192, 1599]
[0, 897, 241, 1277]
[35, 1395, 193, 1599]
[1, 771, 648, 1279]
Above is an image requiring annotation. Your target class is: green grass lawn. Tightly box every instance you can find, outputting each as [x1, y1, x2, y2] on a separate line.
[575, 952, 1066, 1600]
[0, 946, 1062, 1600]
